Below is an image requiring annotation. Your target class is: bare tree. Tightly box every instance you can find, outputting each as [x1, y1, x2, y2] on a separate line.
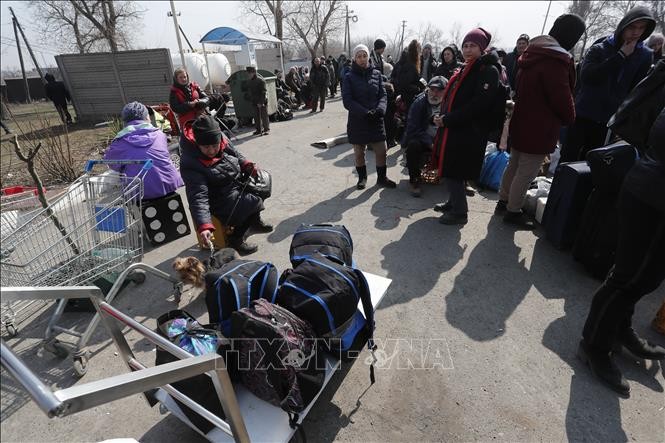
[646, 0, 664, 32]
[286, 0, 346, 58]
[69, 1, 144, 52]
[415, 22, 445, 52]
[446, 22, 463, 49]
[30, 1, 104, 53]
[239, 0, 303, 41]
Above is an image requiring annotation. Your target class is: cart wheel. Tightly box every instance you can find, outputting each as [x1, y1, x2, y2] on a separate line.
[159, 403, 169, 415]
[73, 355, 88, 377]
[130, 270, 146, 285]
[5, 324, 18, 338]
[45, 340, 69, 359]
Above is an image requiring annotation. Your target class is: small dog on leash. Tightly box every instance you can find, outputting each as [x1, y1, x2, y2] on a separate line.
[172, 248, 239, 287]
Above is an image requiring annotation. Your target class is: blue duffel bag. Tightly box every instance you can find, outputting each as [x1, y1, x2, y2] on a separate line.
[478, 150, 510, 191]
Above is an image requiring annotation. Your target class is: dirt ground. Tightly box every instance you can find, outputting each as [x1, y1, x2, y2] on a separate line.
[1, 101, 110, 190]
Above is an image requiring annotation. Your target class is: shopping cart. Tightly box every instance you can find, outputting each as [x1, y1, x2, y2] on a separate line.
[0, 160, 183, 376]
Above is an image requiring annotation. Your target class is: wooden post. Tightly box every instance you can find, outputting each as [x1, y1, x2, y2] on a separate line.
[9, 7, 45, 82]
[12, 18, 31, 103]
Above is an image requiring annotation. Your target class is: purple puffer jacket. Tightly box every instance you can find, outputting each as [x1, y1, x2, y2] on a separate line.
[104, 120, 184, 200]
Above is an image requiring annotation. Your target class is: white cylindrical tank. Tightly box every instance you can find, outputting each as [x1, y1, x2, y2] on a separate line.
[171, 53, 209, 88]
[207, 53, 232, 85]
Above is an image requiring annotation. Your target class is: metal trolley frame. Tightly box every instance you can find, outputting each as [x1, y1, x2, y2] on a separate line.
[0, 286, 249, 442]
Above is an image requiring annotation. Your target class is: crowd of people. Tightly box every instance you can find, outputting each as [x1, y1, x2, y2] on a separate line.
[100, 5, 664, 400]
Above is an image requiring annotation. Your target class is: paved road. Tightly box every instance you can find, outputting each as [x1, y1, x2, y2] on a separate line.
[2, 98, 664, 442]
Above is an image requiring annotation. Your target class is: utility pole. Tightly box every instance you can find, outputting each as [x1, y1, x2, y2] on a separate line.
[345, 6, 357, 56]
[541, 0, 553, 34]
[12, 16, 30, 103]
[399, 20, 407, 53]
[169, 0, 186, 69]
[10, 7, 44, 83]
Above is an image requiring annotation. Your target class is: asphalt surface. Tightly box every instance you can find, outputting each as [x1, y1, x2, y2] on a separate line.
[1, 98, 664, 443]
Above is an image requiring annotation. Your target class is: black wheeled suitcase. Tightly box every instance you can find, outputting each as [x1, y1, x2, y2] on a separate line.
[572, 190, 618, 279]
[542, 161, 593, 249]
[586, 142, 639, 195]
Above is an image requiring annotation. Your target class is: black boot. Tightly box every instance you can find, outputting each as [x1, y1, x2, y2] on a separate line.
[618, 328, 665, 360]
[577, 339, 630, 397]
[227, 236, 258, 255]
[434, 201, 452, 213]
[356, 166, 367, 190]
[376, 166, 396, 188]
[251, 214, 274, 233]
[503, 210, 536, 230]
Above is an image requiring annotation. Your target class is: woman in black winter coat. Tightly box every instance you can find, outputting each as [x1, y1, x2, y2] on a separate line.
[342, 44, 397, 190]
[431, 28, 500, 225]
[309, 57, 329, 112]
[179, 115, 273, 254]
[434, 46, 462, 80]
[397, 40, 426, 112]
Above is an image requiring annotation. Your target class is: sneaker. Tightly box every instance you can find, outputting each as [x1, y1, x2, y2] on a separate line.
[252, 130, 262, 135]
[228, 239, 259, 255]
[439, 212, 468, 225]
[262, 130, 270, 135]
[357, 177, 367, 190]
[433, 201, 452, 213]
[377, 177, 397, 188]
[465, 184, 476, 197]
[577, 340, 630, 397]
[387, 140, 398, 148]
[618, 328, 665, 360]
[309, 110, 317, 114]
[409, 183, 422, 197]
[503, 210, 536, 230]
[494, 200, 508, 215]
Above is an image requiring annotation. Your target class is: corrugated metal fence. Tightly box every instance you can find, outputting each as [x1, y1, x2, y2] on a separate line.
[55, 49, 173, 122]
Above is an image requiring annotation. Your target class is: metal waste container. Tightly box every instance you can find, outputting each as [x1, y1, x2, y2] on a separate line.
[227, 70, 278, 123]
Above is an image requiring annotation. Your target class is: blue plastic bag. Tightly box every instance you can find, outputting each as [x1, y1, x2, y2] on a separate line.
[479, 150, 510, 191]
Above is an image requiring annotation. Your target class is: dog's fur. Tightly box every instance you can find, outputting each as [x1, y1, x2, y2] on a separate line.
[172, 248, 239, 287]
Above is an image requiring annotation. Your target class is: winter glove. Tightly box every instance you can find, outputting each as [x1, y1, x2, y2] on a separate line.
[241, 161, 258, 178]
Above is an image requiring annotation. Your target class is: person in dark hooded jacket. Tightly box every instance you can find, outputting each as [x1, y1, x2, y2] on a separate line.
[502, 34, 530, 92]
[560, 6, 656, 162]
[420, 43, 438, 82]
[496, 14, 586, 229]
[397, 40, 426, 111]
[309, 57, 329, 112]
[179, 115, 272, 255]
[44, 73, 73, 124]
[343, 44, 397, 190]
[434, 46, 462, 80]
[431, 28, 499, 225]
[169, 67, 208, 128]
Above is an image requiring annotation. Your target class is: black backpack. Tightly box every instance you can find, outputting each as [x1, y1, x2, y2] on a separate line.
[205, 260, 279, 336]
[276, 253, 375, 362]
[275, 99, 294, 121]
[230, 299, 325, 429]
[289, 223, 354, 267]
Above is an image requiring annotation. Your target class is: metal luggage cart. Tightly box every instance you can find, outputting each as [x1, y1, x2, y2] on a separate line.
[1, 186, 54, 336]
[0, 286, 249, 443]
[0, 160, 183, 376]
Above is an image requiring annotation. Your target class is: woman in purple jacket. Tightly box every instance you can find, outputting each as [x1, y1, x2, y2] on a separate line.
[104, 102, 184, 200]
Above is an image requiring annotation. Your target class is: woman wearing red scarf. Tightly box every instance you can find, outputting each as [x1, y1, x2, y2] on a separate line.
[431, 28, 501, 225]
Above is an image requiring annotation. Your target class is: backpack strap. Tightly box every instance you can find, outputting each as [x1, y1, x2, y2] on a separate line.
[352, 269, 377, 384]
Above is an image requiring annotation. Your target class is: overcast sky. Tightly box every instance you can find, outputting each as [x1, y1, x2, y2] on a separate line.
[1, 0, 570, 72]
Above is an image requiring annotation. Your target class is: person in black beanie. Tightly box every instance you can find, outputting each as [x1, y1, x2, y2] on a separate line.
[496, 13, 585, 229]
[179, 115, 273, 255]
[371, 39, 386, 75]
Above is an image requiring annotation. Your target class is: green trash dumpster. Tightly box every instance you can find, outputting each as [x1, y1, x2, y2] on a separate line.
[227, 70, 278, 123]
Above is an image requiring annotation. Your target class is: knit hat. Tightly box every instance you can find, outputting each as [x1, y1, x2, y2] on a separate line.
[462, 28, 492, 52]
[121, 101, 148, 123]
[353, 44, 369, 59]
[548, 14, 586, 51]
[517, 33, 530, 43]
[374, 39, 386, 50]
[428, 76, 448, 90]
[423, 42, 433, 50]
[192, 115, 222, 146]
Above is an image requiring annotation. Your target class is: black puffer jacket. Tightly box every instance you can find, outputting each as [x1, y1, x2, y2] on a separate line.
[396, 62, 423, 108]
[310, 63, 329, 90]
[179, 130, 263, 229]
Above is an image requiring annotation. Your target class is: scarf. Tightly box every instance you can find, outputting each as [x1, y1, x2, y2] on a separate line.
[431, 59, 478, 176]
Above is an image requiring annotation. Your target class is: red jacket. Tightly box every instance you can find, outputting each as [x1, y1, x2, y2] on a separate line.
[509, 35, 576, 155]
[169, 82, 204, 128]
